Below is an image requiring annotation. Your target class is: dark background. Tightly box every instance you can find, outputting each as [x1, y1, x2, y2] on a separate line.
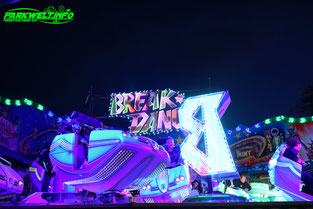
[1, 0, 313, 130]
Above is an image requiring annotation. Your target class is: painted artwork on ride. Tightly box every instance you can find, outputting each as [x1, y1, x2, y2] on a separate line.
[226, 122, 288, 166]
[0, 99, 58, 156]
[0, 105, 19, 152]
[225, 115, 313, 168]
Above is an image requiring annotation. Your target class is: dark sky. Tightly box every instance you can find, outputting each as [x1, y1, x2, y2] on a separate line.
[1, 0, 313, 130]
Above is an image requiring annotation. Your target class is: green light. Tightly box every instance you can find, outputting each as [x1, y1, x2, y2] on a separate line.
[276, 116, 281, 121]
[265, 119, 271, 124]
[4, 99, 11, 105]
[3, 6, 75, 25]
[281, 115, 285, 120]
[300, 118, 306, 123]
[312, 116, 313, 121]
[15, 100, 21, 106]
[288, 118, 295, 123]
[37, 104, 44, 111]
[24, 98, 33, 106]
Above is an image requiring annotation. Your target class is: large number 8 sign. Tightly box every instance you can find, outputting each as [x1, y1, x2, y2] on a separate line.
[179, 91, 238, 178]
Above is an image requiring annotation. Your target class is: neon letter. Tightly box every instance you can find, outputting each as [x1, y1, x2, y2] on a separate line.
[172, 108, 180, 130]
[123, 93, 135, 114]
[128, 112, 149, 133]
[134, 92, 147, 112]
[142, 91, 160, 111]
[141, 111, 158, 133]
[157, 110, 172, 131]
[160, 90, 176, 110]
[179, 91, 238, 177]
[110, 94, 124, 115]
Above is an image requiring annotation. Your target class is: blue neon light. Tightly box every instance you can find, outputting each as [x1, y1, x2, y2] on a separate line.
[254, 123, 261, 128]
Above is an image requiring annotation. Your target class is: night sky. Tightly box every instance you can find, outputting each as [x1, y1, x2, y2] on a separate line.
[1, 0, 313, 130]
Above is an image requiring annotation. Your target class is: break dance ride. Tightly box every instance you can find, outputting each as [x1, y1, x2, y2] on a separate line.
[21, 111, 171, 204]
[268, 143, 313, 201]
[5, 90, 312, 206]
[140, 163, 191, 203]
[50, 129, 170, 195]
[0, 157, 24, 198]
[19, 90, 240, 205]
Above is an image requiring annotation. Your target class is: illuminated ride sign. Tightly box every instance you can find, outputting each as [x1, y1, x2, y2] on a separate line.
[179, 91, 238, 179]
[110, 89, 184, 135]
[110, 89, 238, 178]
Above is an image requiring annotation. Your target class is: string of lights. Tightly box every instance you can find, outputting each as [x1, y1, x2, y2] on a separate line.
[0, 96, 57, 119]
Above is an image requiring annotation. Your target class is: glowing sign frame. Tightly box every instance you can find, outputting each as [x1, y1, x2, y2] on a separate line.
[109, 89, 184, 135]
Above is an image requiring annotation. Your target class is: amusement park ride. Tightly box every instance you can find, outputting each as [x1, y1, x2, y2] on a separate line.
[0, 90, 313, 205]
[0, 157, 24, 197]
